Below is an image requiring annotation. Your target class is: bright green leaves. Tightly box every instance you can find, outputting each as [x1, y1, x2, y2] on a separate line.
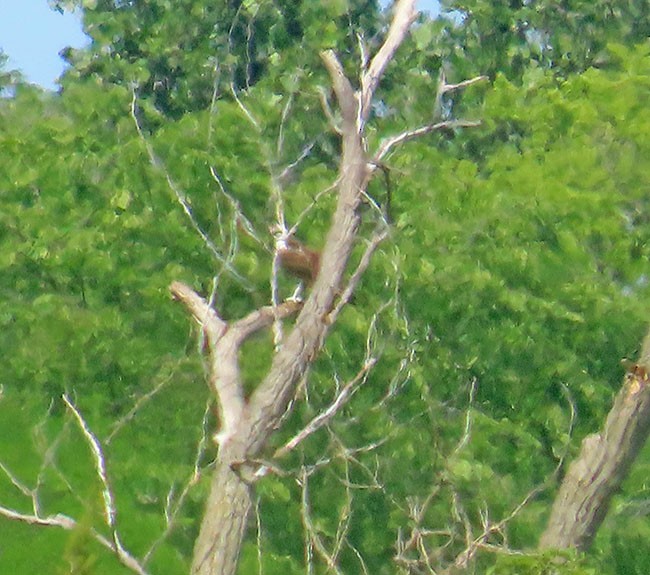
[377, 44, 650, 569]
[110, 188, 132, 212]
[61, 0, 383, 120]
[3, 2, 650, 574]
[440, 0, 650, 81]
[488, 550, 597, 575]
[412, 20, 438, 51]
[328, 0, 351, 18]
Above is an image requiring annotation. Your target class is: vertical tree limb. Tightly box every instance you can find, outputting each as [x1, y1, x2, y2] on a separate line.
[182, 3, 487, 573]
[360, 0, 418, 123]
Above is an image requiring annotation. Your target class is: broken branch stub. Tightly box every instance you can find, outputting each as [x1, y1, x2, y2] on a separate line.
[540, 327, 650, 551]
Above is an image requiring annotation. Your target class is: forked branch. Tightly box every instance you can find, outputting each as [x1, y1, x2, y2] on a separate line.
[171, 281, 301, 445]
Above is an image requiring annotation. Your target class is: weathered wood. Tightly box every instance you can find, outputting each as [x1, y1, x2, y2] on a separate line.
[539, 329, 650, 551]
[190, 442, 252, 575]
[186, 43, 368, 575]
[179, 4, 432, 573]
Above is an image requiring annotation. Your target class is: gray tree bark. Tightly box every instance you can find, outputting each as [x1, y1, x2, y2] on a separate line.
[190, 453, 251, 575]
[540, 328, 650, 551]
[171, 3, 487, 573]
[185, 54, 369, 575]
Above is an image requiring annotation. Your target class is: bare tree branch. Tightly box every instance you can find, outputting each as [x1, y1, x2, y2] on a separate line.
[106, 370, 175, 445]
[451, 377, 478, 457]
[360, 0, 419, 123]
[540, 327, 650, 551]
[62, 394, 129, 562]
[373, 119, 482, 164]
[244, 48, 369, 453]
[230, 81, 261, 129]
[186, 3, 480, 572]
[441, 75, 489, 94]
[278, 141, 317, 184]
[231, 299, 304, 345]
[289, 177, 341, 236]
[0, 504, 150, 575]
[171, 280, 242, 443]
[274, 358, 377, 459]
[444, 382, 578, 572]
[170, 281, 227, 344]
[143, 400, 212, 566]
[328, 228, 390, 324]
[320, 50, 358, 125]
[0, 461, 34, 501]
[317, 86, 342, 134]
[171, 281, 301, 446]
[130, 92, 252, 289]
[208, 164, 264, 250]
[0, 396, 149, 574]
[299, 467, 345, 575]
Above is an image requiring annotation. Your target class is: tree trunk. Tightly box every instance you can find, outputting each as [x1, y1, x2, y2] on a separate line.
[191, 443, 252, 575]
[539, 329, 650, 551]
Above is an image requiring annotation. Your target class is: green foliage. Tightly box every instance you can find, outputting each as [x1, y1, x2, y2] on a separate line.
[3, 2, 650, 574]
[0, 50, 23, 94]
[60, 0, 381, 120]
[59, 514, 99, 575]
[438, 0, 650, 79]
[488, 550, 596, 575]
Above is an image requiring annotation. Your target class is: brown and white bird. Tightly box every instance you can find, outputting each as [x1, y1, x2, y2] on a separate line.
[276, 236, 320, 285]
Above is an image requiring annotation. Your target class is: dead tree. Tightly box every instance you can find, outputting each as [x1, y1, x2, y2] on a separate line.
[539, 328, 650, 551]
[170, 2, 483, 573]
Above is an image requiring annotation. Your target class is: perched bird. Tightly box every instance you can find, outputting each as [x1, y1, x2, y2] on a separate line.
[276, 236, 320, 285]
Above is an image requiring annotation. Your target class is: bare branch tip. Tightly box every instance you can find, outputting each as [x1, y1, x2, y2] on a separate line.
[169, 281, 202, 302]
[169, 280, 186, 299]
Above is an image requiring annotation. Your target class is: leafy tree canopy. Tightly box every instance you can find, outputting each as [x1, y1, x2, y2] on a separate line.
[55, 0, 381, 119]
[1, 2, 650, 574]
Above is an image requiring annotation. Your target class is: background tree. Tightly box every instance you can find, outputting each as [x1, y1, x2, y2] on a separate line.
[56, 0, 380, 120]
[434, 0, 650, 79]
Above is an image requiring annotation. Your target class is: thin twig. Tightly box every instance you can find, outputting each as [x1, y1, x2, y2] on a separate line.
[331, 455, 353, 563]
[440, 75, 488, 95]
[451, 377, 478, 457]
[274, 358, 377, 459]
[278, 141, 317, 184]
[289, 177, 341, 236]
[328, 228, 390, 323]
[106, 373, 174, 445]
[299, 467, 345, 575]
[317, 86, 342, 134]
[255, 496, 264, 575]
[0, 396, 150, 575]
[277, 93, 294, 157]
[373, 119, 481, 164]
[230, 82, 261, 130]
[360, 0, 419, 124]
[0, 505, 149, 575]
[129, 91, 252, 289]
[448, 383, 578, 570]
[62, 394, 125, 558]
[142, 400, 212, 565]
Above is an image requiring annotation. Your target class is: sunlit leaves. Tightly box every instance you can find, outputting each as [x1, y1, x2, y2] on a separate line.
[3, 2, 650, 574]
